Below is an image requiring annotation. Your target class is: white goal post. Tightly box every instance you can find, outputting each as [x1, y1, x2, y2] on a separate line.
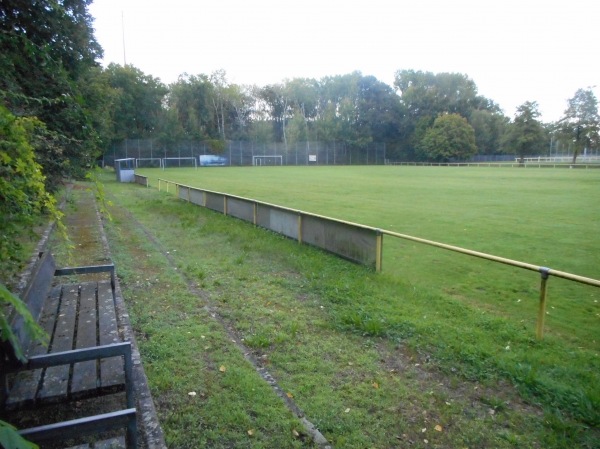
[136, 158, 164, 168]
[162, 157, 197, 169]
[253, 155, 283, 166]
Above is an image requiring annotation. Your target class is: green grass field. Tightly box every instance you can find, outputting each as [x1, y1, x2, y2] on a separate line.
[109, 166, 599, 447]
[139, 166, 600, 344]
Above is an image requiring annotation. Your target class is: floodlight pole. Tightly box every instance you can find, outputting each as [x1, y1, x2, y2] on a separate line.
[122, 11, 127, 66]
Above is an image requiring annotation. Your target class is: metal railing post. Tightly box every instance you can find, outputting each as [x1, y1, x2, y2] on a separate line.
[536, 267, 550, 340]
[376, 229, 383, 272]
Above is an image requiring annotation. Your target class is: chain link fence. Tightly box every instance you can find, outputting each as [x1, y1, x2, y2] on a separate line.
[102, 140, 387, 167]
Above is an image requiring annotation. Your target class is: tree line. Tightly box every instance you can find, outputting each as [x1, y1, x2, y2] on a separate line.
[2, 1, 600, 192]
[103, 67, 600, 165]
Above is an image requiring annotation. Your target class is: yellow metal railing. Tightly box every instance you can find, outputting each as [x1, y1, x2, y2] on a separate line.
[379, 229, 600, 339]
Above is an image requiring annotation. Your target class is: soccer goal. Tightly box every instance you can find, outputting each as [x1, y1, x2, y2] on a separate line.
[136, 158, 164, 169]
[253, 155, 283, 166]
[162, 157, 197, 169]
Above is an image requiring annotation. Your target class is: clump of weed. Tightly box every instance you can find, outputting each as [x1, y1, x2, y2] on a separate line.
[244, 333, 271, 349]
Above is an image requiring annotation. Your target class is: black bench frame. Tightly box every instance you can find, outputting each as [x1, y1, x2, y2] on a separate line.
[0, 252, 137, 448]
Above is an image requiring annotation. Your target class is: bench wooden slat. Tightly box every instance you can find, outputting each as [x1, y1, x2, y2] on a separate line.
[5, 285, 62, 406]
[98, 281, 124, 388]
[72, 283, 99, 394]
[38, 284, 79, 400]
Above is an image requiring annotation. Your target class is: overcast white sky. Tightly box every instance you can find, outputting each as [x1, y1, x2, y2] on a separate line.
[89, 0, 598, 122]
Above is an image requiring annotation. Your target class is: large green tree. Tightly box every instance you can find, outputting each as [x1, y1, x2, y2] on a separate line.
[416, 113, 477, 162]
[393, 70, 505, 158]
[256, 83, 292, 146]
[394, 70, 487, 119]
[1, 0, 104, 187]
[355, 75, 404, 146]
[469, 109, 509, 155]
[167, 71, 253, 143]
[105, 64, 167, 140]
[502, 101, 547, 162]
[558, 88, 599, 163]
[167, 73, 214, 140]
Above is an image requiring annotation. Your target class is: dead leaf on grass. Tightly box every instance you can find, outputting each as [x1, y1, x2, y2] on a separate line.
[219, 365, 227, 373]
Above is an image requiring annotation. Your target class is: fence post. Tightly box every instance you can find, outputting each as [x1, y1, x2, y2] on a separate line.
[376, 229, 383, 272]
[224, 196, 228, 216]
[297, 213, 303, 244]
[536, 267, 550, 340]
[253, 202, 257, 226]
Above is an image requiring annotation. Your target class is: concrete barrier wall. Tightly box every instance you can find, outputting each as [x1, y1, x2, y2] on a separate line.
[189, 188, 204, 206]
[134, 174, 148, 187]
[256, 205, 299, 240]
[175, 185, 379, 269]
[301, 215, 378, 267]
[178, 186, 190, 201]
[226, 197, 255, 222]
[205, 191, 225, 213]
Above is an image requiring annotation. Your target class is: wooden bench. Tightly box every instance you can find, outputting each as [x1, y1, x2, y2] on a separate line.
[0, 251, 137, 448]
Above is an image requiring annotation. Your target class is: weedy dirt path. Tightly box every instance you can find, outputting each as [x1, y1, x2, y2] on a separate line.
[105, 190, 333, 449]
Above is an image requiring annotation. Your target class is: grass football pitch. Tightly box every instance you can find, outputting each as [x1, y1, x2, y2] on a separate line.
[138, 165, 600, 345]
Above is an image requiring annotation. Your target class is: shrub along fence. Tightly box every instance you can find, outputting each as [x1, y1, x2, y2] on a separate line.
[156, 178, 600, 340]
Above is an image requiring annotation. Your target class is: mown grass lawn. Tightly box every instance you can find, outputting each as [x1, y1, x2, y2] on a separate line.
[105, 167, 599, 448]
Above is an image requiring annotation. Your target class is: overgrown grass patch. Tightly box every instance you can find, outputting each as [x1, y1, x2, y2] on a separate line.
[101, 172, 599, 448]
[103, 185, 314, 448]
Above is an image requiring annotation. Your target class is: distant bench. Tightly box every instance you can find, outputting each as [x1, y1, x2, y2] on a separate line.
[0, 251, 137, 448]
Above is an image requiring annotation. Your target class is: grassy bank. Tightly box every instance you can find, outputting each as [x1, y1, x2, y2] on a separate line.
[100, 169, 598, 448]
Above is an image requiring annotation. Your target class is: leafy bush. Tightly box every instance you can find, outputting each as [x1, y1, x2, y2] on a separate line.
[0, 420, 38, 449]
[0, 106, 61, 271]
[0, 105, 52, 361]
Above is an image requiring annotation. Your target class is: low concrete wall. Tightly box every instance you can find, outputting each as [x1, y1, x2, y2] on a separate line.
[169, 183, 380, 269]
[134, 174, 149, 187]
